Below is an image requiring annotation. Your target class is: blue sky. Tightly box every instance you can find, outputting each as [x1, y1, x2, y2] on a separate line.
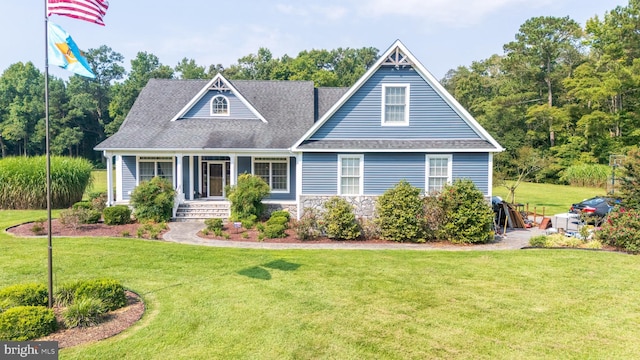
[0, 0, 628, 81]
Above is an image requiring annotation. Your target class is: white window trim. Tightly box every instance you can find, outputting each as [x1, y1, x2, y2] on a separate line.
[425, 154, 452, 194]
[210, 94, 230, 116]
[337, 154, 364, 196]
[136, 156, 176, 188]
[252, 157, 290, 193]
[381, 83, 410, 126]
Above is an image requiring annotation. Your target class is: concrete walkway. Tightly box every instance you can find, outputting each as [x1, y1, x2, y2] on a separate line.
[163, 221, 546, 251]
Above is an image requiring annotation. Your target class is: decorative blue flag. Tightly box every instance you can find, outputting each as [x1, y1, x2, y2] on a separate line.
[47, 21, 95, 78]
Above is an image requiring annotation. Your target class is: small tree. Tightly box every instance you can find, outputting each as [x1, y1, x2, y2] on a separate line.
[322, 197, 360, 240]
[130, 177, 175, 222]
[225, 173, 270, 221]
[438, 179, 494, 244]
[375, 180, 426, 242]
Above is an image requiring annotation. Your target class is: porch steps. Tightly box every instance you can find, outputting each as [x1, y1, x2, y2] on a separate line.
[173, 201, 230, 222]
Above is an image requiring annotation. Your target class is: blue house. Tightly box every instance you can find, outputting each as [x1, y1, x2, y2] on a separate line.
[95, 40, 504, 220]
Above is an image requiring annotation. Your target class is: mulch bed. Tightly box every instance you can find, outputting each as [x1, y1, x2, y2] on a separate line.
[6, 219, 165, 239]
[37, 290, 144, 349]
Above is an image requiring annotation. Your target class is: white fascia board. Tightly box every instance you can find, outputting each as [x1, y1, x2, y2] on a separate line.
[297, 148, 502, 153]
[292, 40, 505, 153]
[292, 40, 407, 150]
[169, 73, 267, 123]
[395, 42, 505, 152]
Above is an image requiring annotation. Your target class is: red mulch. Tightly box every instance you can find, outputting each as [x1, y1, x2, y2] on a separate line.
[6, 219, 166, 239]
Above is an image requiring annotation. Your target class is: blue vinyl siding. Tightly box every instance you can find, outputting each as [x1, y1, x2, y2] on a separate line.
[302, 152, 490, 196]
[311, 67, 480, 140]
[181, 156, 190, 196]
[302, 153, 337, 194]
[452, 153, 489, 194]
[182, 91, 258, 119]
[237, 156, 252, 175]
[122, 156, 136, 200]
[364, 153, 424, 194]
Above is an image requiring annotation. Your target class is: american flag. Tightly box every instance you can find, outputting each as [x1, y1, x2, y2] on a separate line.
[47, 0, 109, 26]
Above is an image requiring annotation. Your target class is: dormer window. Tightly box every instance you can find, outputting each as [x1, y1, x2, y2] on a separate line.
[381, 84, 409, 126]
[210, 95, 229, 116]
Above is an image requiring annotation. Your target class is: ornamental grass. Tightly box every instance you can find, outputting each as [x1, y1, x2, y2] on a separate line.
[0, 156, 93, 209]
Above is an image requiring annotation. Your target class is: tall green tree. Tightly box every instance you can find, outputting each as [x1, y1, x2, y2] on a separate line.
[503, 16, 584, 146]
[0, 62, 44, 156]
[107, 52, 173, 135]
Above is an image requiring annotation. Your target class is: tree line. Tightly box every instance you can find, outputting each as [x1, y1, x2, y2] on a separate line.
[442, 0, 640, 183]
[0, 46, 378, 163]
[1, 1, 638, 183]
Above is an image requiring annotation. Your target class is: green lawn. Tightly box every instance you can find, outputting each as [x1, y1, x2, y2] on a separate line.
[493, 181, 607, 216]
[2, 210, 640, 359]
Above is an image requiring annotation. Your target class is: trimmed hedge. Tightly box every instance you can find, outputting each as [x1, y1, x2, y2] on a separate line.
[74, 279, 126, 311]
[103, 205, 132, 225]
[0, 283, 48, 310]
[0, 306, 57, 341]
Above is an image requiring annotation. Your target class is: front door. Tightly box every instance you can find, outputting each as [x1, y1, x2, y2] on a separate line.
[201, 161, 230, 198]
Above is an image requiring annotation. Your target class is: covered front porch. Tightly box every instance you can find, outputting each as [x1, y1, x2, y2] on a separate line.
[101, 151, 298, 210]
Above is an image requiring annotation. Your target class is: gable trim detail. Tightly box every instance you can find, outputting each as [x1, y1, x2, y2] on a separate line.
[170, 73, 267, 123]
[291, 40, 504, 152]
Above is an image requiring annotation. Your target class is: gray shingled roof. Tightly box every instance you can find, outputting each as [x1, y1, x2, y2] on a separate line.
[297, 139, 497, 150]
[95, 79, 316, 150]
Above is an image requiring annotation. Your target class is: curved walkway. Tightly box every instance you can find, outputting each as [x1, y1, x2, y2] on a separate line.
[163, 221, 546, 251]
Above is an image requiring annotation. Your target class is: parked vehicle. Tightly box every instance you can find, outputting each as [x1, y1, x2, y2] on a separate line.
[569, 196, 620, 224]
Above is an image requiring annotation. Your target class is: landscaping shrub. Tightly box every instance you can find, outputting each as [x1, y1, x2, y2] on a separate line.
[438, 179, 494, 244]
[0, 306, 57, 341]
[72, 201, 92, 210]
[89, 192, 108, 212]
[0, 283, 48, 310]
[322, 197, 360, 240]
[225, 173, 270, 222]
[103, 205, 132, 225]
[375, 180, 426, 242]
[74, 278, 126, 311]
[63, 297, 105, 328]
[59, 207, 101, 227]
[130, 176, 175, 222]
[269, 210, 291, 221]
[241, 214, 257, 229]
[423, 195, 446, 241]
[262, 224, 287, 238]
[266, 215, 289, 227]
[358, 217, 380, 240]
[0, 156, 93, 209]
[595, 208, 640, 253]
[618, 148, 640, 210]
[293, 208, 321, 241]
[205, 218, 224, 232]
[529, 235, 548, 247]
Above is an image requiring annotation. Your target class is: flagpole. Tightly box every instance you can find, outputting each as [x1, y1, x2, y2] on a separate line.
[44, 0, 54, 309]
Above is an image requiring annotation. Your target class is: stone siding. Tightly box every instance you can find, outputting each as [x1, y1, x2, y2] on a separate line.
[299, 195, 379, 219]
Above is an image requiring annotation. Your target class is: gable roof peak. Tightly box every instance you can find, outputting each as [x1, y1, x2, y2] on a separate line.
[169, 73, 267, 123]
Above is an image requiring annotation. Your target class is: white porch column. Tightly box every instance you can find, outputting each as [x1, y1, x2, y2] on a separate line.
[229, 154, 236, 186]
[296, 153, 303, 220]
[115, 155, 123, 202]
[176, 154, 184, 197]
[188, 155, 194, 200]
[105, 152, 114, 206]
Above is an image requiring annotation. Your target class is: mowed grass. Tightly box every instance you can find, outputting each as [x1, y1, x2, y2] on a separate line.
[493, 181, 607, 216]
[2, 211, 640, 359]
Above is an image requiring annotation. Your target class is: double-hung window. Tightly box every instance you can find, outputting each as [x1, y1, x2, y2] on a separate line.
[139, 157, 174, 185]
[338, 155, 363, 195]
[382, 84, 409, 125]
[254, 157, 288, 192]
[426, 155, 452, 193]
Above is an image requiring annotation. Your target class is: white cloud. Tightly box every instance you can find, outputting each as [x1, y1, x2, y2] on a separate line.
[359, 0, 554, 27]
